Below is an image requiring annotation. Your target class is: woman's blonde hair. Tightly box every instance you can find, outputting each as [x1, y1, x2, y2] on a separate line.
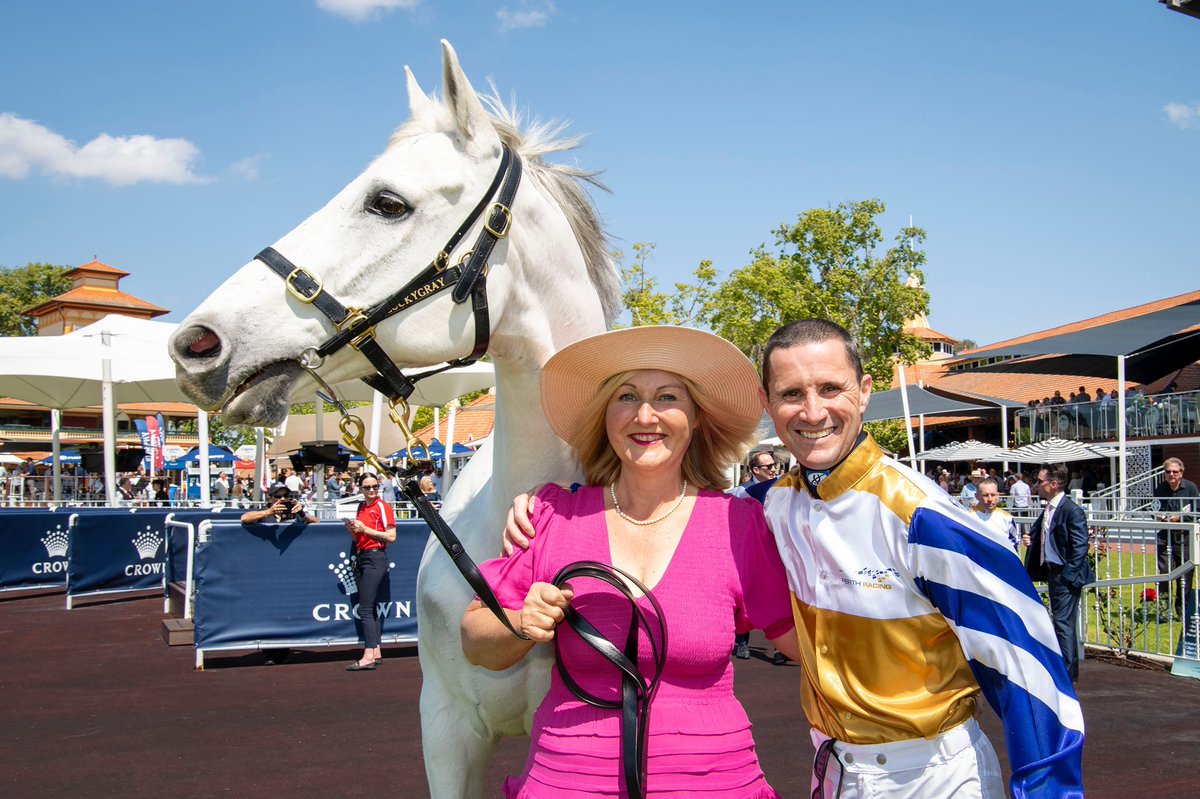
[418, 475, 435, 494]
[571, 370, 757, 490]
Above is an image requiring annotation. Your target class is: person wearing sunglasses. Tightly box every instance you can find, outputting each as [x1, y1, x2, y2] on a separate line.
[344, 472, 397, 671]
[240, 482, 318, 525]
[1153, 457, 1198, 619]
[730, 450, 791, 665]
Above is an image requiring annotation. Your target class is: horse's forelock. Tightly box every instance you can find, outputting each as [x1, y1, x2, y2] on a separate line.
[386, 94, 622, 326]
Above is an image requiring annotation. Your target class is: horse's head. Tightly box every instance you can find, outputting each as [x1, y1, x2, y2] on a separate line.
[170, 40, 619, 427]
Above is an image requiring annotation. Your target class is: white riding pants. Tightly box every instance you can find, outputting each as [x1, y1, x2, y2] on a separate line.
[809, 718, 1005, 799]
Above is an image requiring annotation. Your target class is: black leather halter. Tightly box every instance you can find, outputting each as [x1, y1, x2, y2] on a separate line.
[257, 144, 522, 405]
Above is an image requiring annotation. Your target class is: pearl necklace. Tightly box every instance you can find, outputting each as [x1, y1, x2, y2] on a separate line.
[610, 480, 689, 526]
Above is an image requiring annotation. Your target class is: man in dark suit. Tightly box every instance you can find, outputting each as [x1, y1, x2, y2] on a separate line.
[1023, 461, 1094, 681]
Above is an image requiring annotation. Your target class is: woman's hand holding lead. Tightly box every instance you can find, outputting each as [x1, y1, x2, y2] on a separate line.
[520, 581, 574, 643]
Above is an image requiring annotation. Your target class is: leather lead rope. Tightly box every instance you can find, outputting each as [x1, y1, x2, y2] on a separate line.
[551, 561, 667, 799]
[397, 476, 529, 641]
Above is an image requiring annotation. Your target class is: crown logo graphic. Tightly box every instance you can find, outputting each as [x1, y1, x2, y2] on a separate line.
[329, 552, 358, 595]
[42, 525, 69, 558]
[132, 526, 162, 560]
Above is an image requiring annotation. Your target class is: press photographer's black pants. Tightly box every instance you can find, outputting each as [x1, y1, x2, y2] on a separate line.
[356, 549, 389, 649]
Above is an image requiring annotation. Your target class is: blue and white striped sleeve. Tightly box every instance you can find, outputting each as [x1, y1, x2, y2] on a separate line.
[909, 504, 1085, 799]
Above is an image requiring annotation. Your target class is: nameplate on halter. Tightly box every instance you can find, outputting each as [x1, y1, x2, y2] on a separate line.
[388, 274, 451, 314]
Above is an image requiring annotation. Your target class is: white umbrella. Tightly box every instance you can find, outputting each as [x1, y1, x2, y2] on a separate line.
[917, 440, 1023, 462]
[1008, 437, 1119, 463]
[0, 314, 191, 503]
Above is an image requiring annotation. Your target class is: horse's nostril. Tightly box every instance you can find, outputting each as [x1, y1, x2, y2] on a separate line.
[186, 328, 223, 359]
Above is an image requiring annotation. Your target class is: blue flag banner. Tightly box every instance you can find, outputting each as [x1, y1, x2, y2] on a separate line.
[66, 509, 175, 605]
[193, 519, 426, 656]
[0, 510, 73, 592]
[133, 418, 153, 471]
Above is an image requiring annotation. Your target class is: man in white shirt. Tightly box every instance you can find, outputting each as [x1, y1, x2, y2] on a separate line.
[284, 468, 303, 494]
[969, 477, 1018, 551]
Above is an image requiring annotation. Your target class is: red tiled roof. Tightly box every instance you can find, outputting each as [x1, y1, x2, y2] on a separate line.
[904, 326, 957, 343]
[24, 286, 169, 317]
[414, 393, 495, 444]
[925, 367, 1132, 405]
[68, 259, 130, 278]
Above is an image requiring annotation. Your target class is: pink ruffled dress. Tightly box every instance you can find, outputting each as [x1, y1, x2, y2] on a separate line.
[479, 484, 795, 798]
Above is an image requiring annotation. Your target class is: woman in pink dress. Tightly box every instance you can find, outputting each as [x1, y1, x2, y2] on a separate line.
[461, 326, 799, 798]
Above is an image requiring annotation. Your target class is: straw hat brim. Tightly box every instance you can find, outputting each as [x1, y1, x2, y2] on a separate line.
[540, 326, 763, 449]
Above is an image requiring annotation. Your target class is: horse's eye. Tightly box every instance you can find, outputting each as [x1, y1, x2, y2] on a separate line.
[367, 191, 411, 219]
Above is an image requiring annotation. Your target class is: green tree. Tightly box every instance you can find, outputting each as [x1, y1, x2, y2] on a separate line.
[705, 199, 932, 389]
[614, 242, 719, 328]
[178, 415, 257, 450]
[864, 418, 911, 457]
[0, 262, 72, 335]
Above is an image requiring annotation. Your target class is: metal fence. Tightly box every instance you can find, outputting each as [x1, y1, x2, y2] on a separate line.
[1014, 388, 1200, 444]
[1080, 513, 1198, 664]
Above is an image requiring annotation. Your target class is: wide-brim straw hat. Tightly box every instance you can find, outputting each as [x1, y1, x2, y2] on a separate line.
[540, 326, 762, 449]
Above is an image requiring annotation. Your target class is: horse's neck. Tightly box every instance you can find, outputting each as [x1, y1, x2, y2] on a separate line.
[488, 354, 580, 506]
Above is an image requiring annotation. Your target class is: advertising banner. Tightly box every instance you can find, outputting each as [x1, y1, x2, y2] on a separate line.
[133, 417, 153, 472]
[193, 519, 427, 651]
[0, 510, 71, 592]
[164, 510, 231, 586]
[1171, 586, 1200, 680]
[66, 510, 174, 602]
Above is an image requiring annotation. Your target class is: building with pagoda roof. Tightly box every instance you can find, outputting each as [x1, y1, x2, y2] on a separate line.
[1, 259, 197, 465]
[23, 259, 168, 336]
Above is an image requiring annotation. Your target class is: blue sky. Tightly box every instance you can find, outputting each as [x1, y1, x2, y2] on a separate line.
[2, 1, 1197, 347]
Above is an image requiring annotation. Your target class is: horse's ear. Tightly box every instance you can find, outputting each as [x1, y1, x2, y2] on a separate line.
[405, 66, 436, 122]
[440, 39, 500, 152]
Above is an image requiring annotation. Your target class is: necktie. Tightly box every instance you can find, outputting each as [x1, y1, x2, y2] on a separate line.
[1040, 506, 1051, 566]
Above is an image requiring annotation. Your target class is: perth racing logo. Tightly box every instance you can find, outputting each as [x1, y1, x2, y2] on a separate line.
[34, 524, 69, 575]
[312, 552, 412, 623]
[841, 566, 901, 591]
[125, 525, 165, 577]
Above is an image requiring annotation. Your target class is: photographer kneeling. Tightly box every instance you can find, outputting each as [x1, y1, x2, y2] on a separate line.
[240, 482, 318, 525]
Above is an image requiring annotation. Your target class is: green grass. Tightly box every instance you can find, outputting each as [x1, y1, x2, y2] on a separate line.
[1019, 546, 1189, 658]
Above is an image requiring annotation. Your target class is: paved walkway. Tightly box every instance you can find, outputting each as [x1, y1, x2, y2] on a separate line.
[2, 590, 1198, 797]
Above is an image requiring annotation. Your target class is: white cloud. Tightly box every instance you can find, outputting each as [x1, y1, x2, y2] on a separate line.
[1164, 101, 1200, 130]
[0, 113, 207, 186]
[497, 0, 556, 32]
[228, 156, 261, 181]
[317, 0, 421, 22]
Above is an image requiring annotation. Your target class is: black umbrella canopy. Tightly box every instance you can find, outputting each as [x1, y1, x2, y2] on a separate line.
[864, 386, 993, 423]
[965, 330, 1200, 383]
[954, 298, 1200, 383]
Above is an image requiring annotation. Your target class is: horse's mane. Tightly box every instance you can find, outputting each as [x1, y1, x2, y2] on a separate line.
[389, 95, 622, 325]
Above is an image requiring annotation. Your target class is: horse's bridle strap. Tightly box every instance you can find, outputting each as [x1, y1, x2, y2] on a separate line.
[256, 245, 352, 326]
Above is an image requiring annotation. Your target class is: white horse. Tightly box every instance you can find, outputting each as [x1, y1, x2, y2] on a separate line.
[168, 41, 620, 798]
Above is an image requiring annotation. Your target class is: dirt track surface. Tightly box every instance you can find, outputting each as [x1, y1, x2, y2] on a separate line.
[2, 591, 1198, 797]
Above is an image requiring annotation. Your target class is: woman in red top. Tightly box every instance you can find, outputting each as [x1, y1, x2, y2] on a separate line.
[343, 473, 396, 671]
